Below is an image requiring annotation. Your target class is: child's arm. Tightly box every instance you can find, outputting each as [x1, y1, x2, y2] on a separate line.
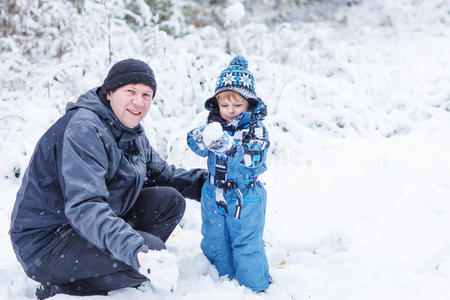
[187, 125, 209, 157]
[233, 121, 270, 168]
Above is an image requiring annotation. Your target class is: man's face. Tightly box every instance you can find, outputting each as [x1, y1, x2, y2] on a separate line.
[217, 92, 249, 123]
[106, 83, 153, 128]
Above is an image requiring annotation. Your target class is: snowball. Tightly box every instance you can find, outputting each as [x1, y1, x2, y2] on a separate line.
[138, 250, 179, 291]
[202, 122, 223, 146]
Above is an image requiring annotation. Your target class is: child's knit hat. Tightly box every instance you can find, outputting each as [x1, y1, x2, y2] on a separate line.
[205, 55, 258, 111]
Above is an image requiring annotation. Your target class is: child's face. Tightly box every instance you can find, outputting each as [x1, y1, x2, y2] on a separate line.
[217, 92, 249, 123]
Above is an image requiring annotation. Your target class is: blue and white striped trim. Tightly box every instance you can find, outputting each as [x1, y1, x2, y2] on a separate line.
[215, 85, 257, 100]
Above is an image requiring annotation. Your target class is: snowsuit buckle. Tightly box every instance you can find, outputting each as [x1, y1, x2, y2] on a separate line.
[209, 174, 244, 219]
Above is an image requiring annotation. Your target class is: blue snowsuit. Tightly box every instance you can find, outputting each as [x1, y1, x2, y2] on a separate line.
[187, 97, 271, 291]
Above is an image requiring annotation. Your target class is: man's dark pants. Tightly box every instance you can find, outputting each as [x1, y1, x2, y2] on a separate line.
[28, 186, 186, 296]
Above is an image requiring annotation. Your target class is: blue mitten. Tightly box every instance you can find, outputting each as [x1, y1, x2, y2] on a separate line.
[192, 125, 207, 150]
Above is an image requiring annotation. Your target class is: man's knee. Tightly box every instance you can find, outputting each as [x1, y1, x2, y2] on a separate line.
[139, 186, 186, 216]
[132, 186, 186, 241]
[163, 186, 186, 220]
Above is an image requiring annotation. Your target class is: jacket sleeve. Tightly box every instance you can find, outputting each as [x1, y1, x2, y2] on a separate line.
[187, 126, 209, 157]
[233, 121, 270, 168]
[60, 121, 145, 271]
[144, 146, 207, 201]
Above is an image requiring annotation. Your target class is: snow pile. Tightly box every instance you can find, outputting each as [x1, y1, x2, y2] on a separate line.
[1, 0, 450, 299]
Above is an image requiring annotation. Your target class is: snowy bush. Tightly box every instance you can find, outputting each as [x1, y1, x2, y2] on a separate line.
[1, 0, 449, 175]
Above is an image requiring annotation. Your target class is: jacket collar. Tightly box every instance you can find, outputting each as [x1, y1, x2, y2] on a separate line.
[66, 88, 144, 154]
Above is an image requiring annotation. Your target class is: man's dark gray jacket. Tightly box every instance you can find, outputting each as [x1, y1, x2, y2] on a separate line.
[9, 88, 206, 272]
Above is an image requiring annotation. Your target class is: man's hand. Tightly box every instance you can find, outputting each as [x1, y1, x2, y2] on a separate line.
[137, 250, 179, 292]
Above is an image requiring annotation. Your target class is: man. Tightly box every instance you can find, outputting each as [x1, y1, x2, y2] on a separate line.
[9, 58, 207, 299]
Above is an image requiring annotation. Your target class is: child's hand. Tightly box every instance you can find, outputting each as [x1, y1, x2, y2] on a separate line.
[192, 126, 206, 148]
[137, 250, 179, 292]
[203, 122, 234, 154]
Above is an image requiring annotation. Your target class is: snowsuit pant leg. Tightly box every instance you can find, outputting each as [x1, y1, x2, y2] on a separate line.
[227, 188, 270, 292]
[28, 186, 185, 295]
[200, 189, 236, 279]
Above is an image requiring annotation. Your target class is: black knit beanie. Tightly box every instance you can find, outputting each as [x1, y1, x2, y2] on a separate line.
[101, 58, 157, 96]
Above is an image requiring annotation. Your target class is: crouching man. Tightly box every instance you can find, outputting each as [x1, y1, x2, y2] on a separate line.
[10, 58, 207, 299]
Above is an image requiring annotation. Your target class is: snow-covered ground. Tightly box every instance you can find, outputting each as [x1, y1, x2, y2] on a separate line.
[1, 0, 450, 299]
